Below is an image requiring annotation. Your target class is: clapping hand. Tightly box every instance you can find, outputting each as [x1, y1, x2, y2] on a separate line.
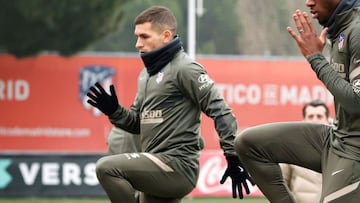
[287, 9, 327, 58]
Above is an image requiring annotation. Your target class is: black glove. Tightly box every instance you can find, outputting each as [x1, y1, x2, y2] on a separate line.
[86, 82, 118, 116]
[220, 155, 255, 199]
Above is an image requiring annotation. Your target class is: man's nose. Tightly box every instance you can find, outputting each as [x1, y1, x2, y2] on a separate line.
[135, 38, 142, 49]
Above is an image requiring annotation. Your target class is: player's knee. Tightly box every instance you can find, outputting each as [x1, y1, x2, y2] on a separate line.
[234, 128, 256, 156]
[95, 156, 111, 180]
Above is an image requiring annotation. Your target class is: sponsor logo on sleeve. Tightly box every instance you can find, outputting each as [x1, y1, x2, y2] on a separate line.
[198, 74, 214, 91]
[352, 79, 360, 96]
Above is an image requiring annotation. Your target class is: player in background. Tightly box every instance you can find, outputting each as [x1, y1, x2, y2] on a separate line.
[106, 126, 141, 155]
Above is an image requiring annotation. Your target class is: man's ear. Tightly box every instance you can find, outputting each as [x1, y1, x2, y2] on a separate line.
[163, 30, 172, 43]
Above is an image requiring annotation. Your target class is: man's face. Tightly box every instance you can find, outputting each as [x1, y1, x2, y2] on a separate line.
[304, 106, 329, 124]
[306, 0, 340, 25]
[134, 22, 169, 53]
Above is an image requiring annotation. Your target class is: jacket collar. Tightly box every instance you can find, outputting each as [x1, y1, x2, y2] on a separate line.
[324, 0, 360, 38]
[140, 35, 182, 76]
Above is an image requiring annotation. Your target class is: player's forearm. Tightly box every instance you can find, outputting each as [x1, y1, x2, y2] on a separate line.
[307, 53, 360, 114]
[216, 112, 238, 156]
[109, 106, 141, 134]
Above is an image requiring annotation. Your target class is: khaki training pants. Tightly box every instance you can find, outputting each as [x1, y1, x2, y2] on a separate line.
[96, 152, 194, 203]
[234, 122, 360, 203]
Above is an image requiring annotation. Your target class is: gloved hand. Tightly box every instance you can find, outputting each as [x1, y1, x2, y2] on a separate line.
[87, 82, 118, 116]
[220, 155, 255, 199]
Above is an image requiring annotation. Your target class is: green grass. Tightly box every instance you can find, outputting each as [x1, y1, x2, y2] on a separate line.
[183, 197, 269, 203]
[0, 197, 269, 203]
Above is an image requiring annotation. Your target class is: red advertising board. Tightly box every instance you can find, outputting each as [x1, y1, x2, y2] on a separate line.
[0, 54, 142, 152]
[0, 54, 334, 152]
[188, 150, 264, 197]
[197, 58, 334, 150]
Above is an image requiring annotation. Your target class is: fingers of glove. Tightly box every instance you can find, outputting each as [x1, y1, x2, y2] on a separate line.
[237, 183, 244, 199]
[87, 91, 98, 101]
[87, 99, 98, 108]
[219, 173, 228, 184]
[231, 181, 237, 198]
[95, 82, 108, 95]
[109, 85, 116, 97]
[247, 175, 256, 186]
[89, 86, 102, 97]
[243, 180, 251, 195]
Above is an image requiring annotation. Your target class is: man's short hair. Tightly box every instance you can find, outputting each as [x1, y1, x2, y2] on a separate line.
[135, 6, 177, 35]
[302, 99, 330, 118]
